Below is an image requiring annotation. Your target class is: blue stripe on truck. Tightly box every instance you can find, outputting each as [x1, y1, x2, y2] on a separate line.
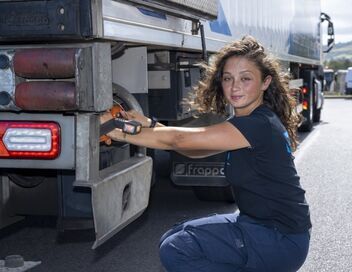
[209, 3, 231, 36]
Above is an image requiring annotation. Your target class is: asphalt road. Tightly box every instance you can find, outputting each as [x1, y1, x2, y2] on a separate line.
[297, 98, 352, 272]
[1, 98, 352, 272]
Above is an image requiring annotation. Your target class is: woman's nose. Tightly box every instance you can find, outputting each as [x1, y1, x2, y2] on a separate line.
[231, 79, 240, 91]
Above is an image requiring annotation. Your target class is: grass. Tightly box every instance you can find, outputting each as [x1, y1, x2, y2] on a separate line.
[324, 92, 352, 98]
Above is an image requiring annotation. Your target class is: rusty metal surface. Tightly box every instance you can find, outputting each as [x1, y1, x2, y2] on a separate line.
[13, 48, 76, 79]
[15, 81, 77, 111]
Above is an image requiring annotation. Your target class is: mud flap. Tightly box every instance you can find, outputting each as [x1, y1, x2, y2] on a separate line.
[90, 156, 152, 249]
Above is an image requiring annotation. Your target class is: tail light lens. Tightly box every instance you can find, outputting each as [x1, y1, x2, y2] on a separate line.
[302, 86, 309, 110]
[302, 100, 309, 110]
[13, 48, 78, 111]
[0, 121, 60, 159]
[0, 43, 111, 112]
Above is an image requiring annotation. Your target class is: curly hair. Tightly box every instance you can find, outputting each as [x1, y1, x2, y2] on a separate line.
[193, 36, 301, 151]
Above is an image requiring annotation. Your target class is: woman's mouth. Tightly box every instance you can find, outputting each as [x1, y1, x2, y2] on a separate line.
[231, 95, 243, 101]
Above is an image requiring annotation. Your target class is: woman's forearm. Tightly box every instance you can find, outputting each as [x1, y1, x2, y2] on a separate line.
[106, 124, 223, 157]
[103, 117, 250, 152]
[107, 126, 200, 150]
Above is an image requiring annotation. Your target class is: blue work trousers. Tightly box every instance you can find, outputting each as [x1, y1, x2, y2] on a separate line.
[159, 212, 310, 272]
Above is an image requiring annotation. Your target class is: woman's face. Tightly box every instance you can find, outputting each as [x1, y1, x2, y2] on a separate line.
[221, 56, 271, 116]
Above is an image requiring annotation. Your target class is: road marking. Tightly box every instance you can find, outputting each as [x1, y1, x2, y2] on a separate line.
[294, 130, 320, 165]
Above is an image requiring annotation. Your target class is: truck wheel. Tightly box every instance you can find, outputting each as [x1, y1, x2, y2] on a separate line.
[192, 185, 236, 203]
[99, 84, 148, 171]
[8, 169, 56, 188]
[112, 83, 146, 156]
[313, 107, 321, 123]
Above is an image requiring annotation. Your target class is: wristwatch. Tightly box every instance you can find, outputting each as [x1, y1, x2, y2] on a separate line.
[149, 116, 157, 128]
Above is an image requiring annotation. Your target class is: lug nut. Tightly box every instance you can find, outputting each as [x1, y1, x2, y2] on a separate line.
[0, 92, 11, 106]
[0, 54, 10, 69]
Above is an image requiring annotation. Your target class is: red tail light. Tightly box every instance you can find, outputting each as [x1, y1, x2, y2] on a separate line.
[0, 121, 61, 159]
[15, 81, 76, 111]
[302, 100, 309, 110]
[12, 48, 78, 111]
[13, 48, 76, 79]
[1, 44, 109, 112]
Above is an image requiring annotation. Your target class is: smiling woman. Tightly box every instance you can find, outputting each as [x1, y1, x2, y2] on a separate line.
[101, 36, 311, 272]
[221, 57, 272, 115]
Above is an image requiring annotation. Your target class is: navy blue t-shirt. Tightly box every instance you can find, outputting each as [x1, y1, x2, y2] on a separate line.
[226, 104, 311, 234]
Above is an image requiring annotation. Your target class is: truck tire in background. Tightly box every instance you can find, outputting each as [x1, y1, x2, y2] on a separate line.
[313, 78, 322, 123]
[313, 104, 322, 123]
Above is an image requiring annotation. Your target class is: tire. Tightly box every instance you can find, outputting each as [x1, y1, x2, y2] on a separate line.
[8, 169, 56, 188]
[313, 107, 321, 123]
[100, 83, 146, 160]
[104, 84, 155, 185]
[192, 185, 236, 203]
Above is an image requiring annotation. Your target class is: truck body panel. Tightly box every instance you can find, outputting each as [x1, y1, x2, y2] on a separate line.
[102, 0, 322, 64]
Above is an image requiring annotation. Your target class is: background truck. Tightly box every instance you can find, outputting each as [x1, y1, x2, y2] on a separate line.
[0, 0, 334, 248]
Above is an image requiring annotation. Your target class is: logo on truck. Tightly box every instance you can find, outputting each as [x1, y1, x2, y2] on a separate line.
[174, 162, 225, 177]
[0, 13, 49, 26]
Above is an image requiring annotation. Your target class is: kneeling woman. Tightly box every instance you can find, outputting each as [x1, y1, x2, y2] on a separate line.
[101, 36, 311, 272]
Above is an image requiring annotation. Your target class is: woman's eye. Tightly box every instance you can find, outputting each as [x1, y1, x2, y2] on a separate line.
[222, 77, 232, 82]
[241, 77, 251, 81]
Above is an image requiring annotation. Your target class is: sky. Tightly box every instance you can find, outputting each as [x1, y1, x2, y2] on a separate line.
[321, 0, 352, 44]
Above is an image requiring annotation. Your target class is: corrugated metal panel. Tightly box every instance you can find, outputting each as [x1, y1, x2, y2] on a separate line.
[164, 0, 217, 17]
[119, 0, 218, 20]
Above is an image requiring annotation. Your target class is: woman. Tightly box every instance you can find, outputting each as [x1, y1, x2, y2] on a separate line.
[101, 36, 311, 272]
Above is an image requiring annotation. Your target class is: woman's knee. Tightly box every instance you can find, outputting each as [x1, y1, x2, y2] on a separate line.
[159, 239, 171, 266]
[159, 234, 180, 270]
[159, 229, 201, 269]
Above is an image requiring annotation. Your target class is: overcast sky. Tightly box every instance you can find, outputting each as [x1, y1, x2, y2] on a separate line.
[321, 0, 352, 43]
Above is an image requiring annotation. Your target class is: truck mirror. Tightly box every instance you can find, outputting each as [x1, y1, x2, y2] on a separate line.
[328, 22, 334, 36]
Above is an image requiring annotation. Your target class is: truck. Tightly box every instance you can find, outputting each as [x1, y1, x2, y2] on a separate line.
[0, 0, 334, 249]
[324, 68, 335, 92]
